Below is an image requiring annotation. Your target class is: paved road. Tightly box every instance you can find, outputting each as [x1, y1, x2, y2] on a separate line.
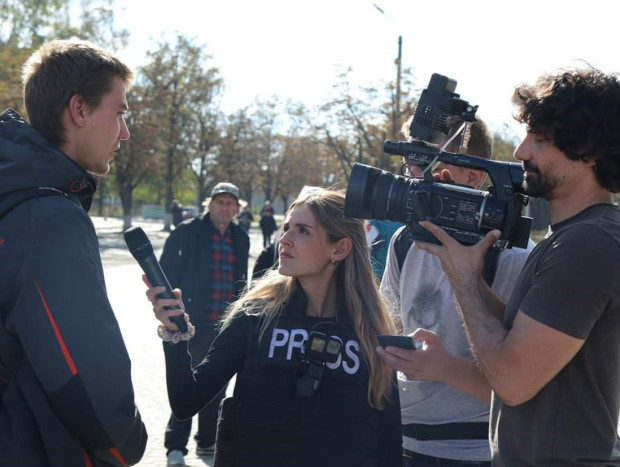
[94, 216, 265, 466]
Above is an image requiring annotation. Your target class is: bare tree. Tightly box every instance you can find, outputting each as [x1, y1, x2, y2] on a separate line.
[185, 59, 224, 206]
[317, 67, 417, 176]
[113, 85, 162, 229]
[139, 35, 220, 230]
[215, 109, 260, 206]
[250, 97, 282, 203]
[0, 0, 128, 114]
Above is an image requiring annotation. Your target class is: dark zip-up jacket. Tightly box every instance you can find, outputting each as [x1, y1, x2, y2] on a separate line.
[0, 109, 147, 465]
[159, 213, 249, 362]
[160, 212, 249, 321]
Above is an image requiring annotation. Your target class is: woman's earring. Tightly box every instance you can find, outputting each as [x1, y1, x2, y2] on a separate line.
[330, 257, 336, 265]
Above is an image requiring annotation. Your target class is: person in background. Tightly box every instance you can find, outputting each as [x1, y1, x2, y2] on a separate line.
[260, 199, 274, 216]
[366, 219, 403, 280]
[253, 187, 323, 282]
[379, 114, 534, 466]
[159, 182, 249, 466]
[259, 201, 278, 248]
[171, 199, 184, 228]
[146, 188, 402, 465]
[252, 225, 281, 281]
[238, 203, 254, 234]
[0, 39, 146, 465]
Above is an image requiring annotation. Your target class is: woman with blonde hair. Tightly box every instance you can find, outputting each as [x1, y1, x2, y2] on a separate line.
[146, 188, 401, 466]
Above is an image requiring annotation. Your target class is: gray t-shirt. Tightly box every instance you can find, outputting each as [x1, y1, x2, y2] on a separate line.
[381, 227, 534, 461]
[494, 204, 620, 466]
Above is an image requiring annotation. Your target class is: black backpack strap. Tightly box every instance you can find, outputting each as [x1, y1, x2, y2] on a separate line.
[395, 226, 501, 286]
[394, 227, 415, 273]
[482, 247, 501, 287]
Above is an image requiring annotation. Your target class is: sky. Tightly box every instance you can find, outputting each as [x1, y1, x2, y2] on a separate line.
[116, 0, 620, 136]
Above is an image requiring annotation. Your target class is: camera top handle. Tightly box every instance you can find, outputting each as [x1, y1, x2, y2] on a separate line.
[384, 139, 531, 248]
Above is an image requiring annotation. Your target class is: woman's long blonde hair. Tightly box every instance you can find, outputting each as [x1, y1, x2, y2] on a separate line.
[222, 188, 396, 409]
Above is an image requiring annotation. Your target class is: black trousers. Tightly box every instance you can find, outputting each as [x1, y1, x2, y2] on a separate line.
[164, 386, 226, 454]
[165, 321, 225, 455]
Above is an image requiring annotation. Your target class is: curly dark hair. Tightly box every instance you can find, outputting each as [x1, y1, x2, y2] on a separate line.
[512, 67, 620, 192]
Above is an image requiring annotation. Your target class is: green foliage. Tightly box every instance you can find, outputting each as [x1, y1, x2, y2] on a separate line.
[0, 0, 531, 224]
[493, 123, 520, 162]
[135, 35, 224, 229]
[0, 45, 30, 113]
[0, 0, 127, 114]
[0, 0, 65, 47]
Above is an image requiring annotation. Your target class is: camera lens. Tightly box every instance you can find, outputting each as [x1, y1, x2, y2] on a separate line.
[310, 337, 326, 352]
[326, 340, 341, 355]
[344, 163, 413, 222]
[344, 162, 512, 246]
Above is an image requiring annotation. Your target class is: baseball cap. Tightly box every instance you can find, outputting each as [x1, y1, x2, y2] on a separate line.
[210, 182, 240, 201]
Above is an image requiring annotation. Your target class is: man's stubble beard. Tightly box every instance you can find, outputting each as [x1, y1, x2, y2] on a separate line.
[522, 163, 556, 200]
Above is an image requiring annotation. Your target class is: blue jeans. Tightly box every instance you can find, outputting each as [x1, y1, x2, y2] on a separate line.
[164, 386, 226, 455]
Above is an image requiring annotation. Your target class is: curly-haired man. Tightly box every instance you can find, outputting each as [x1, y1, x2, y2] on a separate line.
[379, 67, 620, 465]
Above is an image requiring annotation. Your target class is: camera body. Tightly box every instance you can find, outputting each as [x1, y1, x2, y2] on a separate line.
[296, 331, 342, 398]
[344, 73, 532, 249]
[304, 331, 342, 364]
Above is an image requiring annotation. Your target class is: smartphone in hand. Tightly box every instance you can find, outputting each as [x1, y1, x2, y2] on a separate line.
[377, 335, 416, 350]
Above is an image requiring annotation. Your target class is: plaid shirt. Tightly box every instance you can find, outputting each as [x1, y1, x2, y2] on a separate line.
[207, 229, 235, 322]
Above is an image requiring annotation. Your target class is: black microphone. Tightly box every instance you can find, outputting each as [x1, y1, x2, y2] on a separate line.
[123, 226, 188, 333]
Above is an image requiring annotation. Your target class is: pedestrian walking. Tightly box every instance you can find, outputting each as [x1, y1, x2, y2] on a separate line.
[171, 199, 184, 228]
[158, 182, 249, 466]
[238, 204, 253, 234]
[259, 201, 277, 248]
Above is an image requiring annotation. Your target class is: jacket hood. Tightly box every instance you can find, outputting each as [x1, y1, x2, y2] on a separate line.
[0, 109, 96, 215]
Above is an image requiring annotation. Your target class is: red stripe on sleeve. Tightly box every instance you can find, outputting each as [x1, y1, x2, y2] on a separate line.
[33, 277, 78, 376]
[83, 449, 93, 467]
[109, 447, 126, 466]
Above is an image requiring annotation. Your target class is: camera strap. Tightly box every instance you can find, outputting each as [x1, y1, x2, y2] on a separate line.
[402, 421, 488, 440]
[394, 227, 500, 287]
[482, 248, 500, 287]
[395, 228, 415, 272]
[296, 359, 326, 398]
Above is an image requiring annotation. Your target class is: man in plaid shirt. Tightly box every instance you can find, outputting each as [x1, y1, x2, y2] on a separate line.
[159, 182, 250, 465]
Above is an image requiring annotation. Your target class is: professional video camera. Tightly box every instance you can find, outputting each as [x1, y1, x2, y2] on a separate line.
[344, 73, 532, 249]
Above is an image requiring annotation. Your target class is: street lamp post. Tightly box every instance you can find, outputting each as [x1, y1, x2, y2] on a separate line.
[373, 3, 402, 139]
[395, 34, 402, 139]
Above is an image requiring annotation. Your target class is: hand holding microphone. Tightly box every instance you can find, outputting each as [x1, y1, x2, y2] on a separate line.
[143, 280, 189, 331]
[124, 226, 188, 333]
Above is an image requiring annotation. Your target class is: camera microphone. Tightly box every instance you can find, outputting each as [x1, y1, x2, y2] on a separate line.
[123, 226, 188, 333]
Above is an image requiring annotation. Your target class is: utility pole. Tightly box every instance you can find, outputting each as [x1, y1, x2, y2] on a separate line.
[373, 3, 402, 139]
[395, 34, 402, 139]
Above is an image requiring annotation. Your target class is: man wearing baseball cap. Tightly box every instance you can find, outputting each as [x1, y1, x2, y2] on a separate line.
[159, 182, 250, 465]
